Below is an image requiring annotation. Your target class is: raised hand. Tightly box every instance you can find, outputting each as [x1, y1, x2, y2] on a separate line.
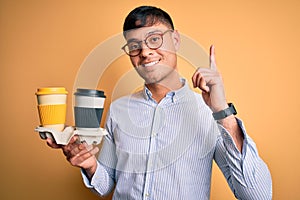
[192, 45, 228, 112]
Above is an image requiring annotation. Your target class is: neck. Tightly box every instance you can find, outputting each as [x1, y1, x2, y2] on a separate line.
[146, 75, 182, 103]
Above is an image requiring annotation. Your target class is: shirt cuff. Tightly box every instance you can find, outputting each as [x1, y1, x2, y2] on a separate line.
[217, 117, 248, 158]
[80, 161, 112, 195]
[81, 169, 92, 188]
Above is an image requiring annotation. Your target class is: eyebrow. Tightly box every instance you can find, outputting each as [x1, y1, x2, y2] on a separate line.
[126, 29, 164, 43]
[126, 38, 140, 43]
[145, 30, 163, 36]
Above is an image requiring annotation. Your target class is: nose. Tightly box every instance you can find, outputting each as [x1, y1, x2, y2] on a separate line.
[139, 42, 154, 57]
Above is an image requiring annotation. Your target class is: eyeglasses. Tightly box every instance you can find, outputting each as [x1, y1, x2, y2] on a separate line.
[121, 30, 174, 57]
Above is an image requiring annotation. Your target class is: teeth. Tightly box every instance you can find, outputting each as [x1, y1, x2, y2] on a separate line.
[143, 60, 159, 67]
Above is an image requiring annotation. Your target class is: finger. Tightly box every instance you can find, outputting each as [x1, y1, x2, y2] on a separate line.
[209, 45, 217, 71]
[202, 90, 210, 105]
[199, 76, 210, 93]
[46, 138, 61, 149]
[69, 135, 80, 144]
[70, 143, 94, 158]
[88, 146, 99, 156]
[68, 144, 84, 158]
[62, 141, 77, 158]
[196, 72, 202, 88]
[192, 70, 210, 93]
[192, 68, 200, 87]
[67, 142, 94, 158]
[193, 69, 205, 89]
[64, 135, 80, 148]
[69, 147, 99, 166]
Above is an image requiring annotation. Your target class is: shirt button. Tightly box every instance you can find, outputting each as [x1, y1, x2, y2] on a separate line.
[145, 193, 150, 197]
[151, 132, 156, 137]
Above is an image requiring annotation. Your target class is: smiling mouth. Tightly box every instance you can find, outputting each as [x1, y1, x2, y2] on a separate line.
[141, 60, 160, 67]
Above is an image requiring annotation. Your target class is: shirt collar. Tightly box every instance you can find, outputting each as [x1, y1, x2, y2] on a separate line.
[142, 78, 189, 103]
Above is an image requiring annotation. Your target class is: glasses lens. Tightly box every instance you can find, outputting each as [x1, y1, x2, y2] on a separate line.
[146, 34, 163, 49]
[125, 41, 141, 56]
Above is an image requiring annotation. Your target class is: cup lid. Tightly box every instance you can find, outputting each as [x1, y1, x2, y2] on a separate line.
[36, 87, 68, 95]
[74, 88, 105, 97]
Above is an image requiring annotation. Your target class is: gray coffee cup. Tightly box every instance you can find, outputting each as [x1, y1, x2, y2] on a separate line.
[74, 88, 106, 130]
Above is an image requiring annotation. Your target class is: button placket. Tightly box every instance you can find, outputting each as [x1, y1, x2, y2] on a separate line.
[142, 105, 163, 199]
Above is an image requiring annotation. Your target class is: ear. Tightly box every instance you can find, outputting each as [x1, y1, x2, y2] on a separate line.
[172, 30, 181, 51]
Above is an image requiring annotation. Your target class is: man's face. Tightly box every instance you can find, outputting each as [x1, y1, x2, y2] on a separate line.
[124, 23, 180, 85]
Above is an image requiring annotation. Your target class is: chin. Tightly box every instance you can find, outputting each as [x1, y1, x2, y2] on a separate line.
[143, 76, 161, 84]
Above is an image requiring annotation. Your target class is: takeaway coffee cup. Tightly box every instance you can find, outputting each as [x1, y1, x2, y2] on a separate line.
[74, 88, 106, 131]
[36, 87, 68, 131]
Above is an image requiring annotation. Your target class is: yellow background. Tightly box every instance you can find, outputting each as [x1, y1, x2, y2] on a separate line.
[1, 0, 300, 199]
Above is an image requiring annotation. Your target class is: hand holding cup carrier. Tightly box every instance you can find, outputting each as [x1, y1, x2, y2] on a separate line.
[35, 87, 108, 145]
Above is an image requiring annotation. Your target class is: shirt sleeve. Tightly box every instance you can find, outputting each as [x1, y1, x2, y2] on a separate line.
[80, 159, 115, 196]
[214, 118, 273, 200]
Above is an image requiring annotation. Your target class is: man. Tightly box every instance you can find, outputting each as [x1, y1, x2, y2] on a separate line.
[47, 5, 272, 199]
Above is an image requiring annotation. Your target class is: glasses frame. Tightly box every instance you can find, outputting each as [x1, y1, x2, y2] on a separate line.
[121, 29, 174, 57]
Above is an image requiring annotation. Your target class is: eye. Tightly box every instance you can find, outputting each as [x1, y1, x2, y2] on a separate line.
[147, 35, 162, 45]
[127, 42, 140, 51]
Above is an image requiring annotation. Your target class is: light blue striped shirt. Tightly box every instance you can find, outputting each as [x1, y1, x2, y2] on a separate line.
[82, 79, 272, 200]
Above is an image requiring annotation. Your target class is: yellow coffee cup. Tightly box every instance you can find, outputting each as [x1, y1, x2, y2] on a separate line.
[36, 87, 68, 131]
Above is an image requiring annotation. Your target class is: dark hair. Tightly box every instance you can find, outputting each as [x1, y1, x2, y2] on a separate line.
[123, 6, 174, 33]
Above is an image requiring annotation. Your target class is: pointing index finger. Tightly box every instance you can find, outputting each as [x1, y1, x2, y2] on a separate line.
[209, 45, 217, 71]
